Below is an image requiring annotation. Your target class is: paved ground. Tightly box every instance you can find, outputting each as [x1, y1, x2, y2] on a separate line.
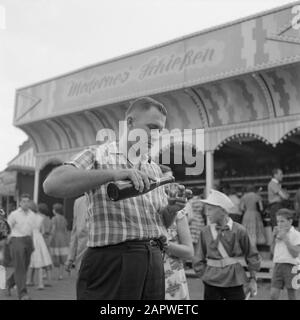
[1, 269, 299, 300]
[0, 271, 77, 300]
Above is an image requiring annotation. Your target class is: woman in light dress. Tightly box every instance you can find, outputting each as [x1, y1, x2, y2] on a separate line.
[159, 166, 194, 300]
[240, 185, 266, 249]
[164, 206, 194, 300]
[38, 203, 53, 284]
[27, 202, 52, 289]
[49, 203, 69, 280]
[189, 195, 206, 254]
[38, 203, 53, 249]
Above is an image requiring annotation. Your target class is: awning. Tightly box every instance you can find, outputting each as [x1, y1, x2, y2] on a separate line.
[0, 171, 17, 197]
[5, 165, 34, 174]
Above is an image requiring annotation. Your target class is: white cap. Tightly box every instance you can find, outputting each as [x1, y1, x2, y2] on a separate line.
[200, 189, 235, 213]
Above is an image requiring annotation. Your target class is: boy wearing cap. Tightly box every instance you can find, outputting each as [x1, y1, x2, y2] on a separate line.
[193, 189, 261, 300]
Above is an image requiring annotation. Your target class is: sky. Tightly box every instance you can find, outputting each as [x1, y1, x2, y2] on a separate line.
[0, 0, 296, 171]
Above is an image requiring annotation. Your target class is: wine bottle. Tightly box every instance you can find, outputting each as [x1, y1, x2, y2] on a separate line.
[107, 175, 175, 201]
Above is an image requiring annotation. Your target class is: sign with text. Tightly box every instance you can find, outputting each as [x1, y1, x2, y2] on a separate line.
[15, 3, 300, 126]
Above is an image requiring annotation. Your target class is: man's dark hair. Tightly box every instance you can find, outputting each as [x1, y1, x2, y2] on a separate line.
[276, 208, 294, 221]
[20, 193, 31, 200]
[125, 96, 167, 118]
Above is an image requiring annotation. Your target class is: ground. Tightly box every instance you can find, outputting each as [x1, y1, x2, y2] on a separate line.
[0, 271, 299, 300]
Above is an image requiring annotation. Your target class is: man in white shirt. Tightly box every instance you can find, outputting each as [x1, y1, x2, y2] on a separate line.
[6, 194, 35, 300]
[271, 208, 300, 300]
[268, 168, 289, 228]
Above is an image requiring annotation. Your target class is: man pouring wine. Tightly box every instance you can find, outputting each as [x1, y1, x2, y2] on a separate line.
[43, 96, 188, 300]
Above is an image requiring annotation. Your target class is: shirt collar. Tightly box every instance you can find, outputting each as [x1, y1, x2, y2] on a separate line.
[18, 207, 33, 215]
[288, 226, 295, 234]
[272, 178, 279, 184]
[105, 141, 125, 157]
[108, 139, 150, 165]
[117, 135, 127, 156]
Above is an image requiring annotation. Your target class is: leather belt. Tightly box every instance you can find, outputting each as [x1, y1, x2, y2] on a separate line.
[207, 257, 244, 268]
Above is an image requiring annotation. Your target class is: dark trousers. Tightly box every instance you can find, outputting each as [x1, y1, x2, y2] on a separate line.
[204, 282, 245, 300]
[7, 236, 34, 299]
[77, 240, 165, 300]
[269, 202, 283, 229]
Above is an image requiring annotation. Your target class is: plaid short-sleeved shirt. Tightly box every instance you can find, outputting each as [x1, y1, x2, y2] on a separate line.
[65, 141, 168, 247]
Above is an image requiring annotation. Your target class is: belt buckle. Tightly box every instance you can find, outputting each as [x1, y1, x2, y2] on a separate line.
[149, 239, 156, 247]
[220, 260, 225, 268]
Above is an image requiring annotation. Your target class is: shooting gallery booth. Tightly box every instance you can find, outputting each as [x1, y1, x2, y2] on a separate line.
[13, 2, 300, 224]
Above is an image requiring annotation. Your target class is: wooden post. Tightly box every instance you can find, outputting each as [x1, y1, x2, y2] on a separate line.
[33, 168, 40, 203]
[205, 150, 214, 195]
[6, 195, 9, 214]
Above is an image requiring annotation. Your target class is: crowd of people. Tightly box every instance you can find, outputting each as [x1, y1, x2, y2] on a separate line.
[216, 162, 300, 179]
[0, 97, 300, 300]
[213, 168, 299, 252]
[2, 181, 299, 300]
[188, 167, 300, 300]
[0, 195, 70, 300]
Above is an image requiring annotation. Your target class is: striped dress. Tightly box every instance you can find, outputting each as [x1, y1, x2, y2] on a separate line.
[50, 214, 69, 267]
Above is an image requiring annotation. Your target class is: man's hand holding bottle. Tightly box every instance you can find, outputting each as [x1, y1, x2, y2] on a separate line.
[109, 168, 192, 210]
[108, 168, 175, 201]
[112, 169, 156, 193]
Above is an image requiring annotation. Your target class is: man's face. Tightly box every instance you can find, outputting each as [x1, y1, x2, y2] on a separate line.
[128, 106, 166, 150]
[275, 170, 283, 182]
[205, 204, 226, 224]
[276, 215, 292, 230]
[20, 197, 30, 211]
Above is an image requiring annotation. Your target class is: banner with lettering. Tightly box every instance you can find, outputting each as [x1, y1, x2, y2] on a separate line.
[15, 3, 300, 126]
